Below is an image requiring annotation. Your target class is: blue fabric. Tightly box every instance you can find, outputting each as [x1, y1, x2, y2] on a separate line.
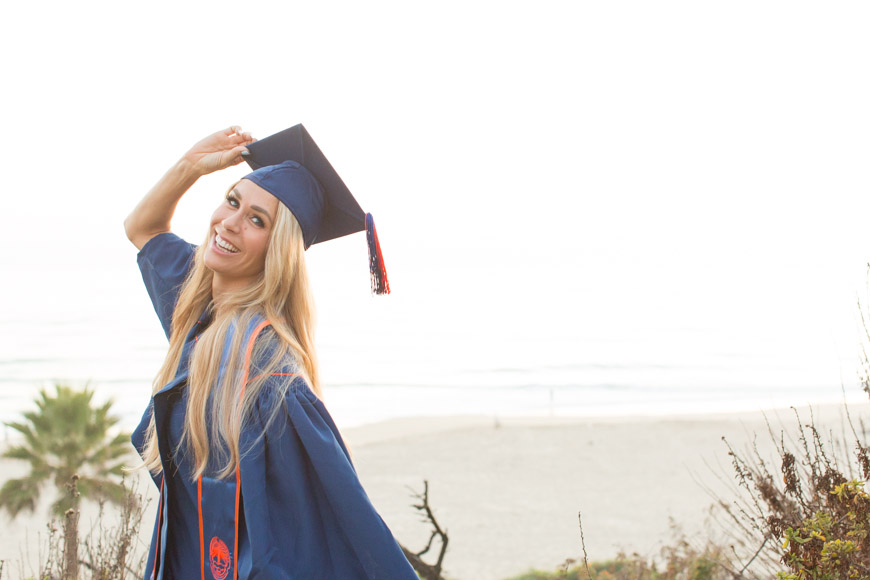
[137, 233, 197, 338]
[243, 161, 325, 249]
[132, 233, 417, 580]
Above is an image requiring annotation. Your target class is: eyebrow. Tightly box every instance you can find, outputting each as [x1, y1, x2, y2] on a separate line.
[232, 189, 274, 223]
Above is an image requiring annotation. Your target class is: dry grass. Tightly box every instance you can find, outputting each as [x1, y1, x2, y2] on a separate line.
[0, 476, 148, 580]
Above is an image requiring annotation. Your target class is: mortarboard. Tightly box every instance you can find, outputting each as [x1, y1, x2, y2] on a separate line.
[241, 124, 390, 295]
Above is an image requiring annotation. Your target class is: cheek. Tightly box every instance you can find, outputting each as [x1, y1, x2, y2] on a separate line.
[210, 208, 227, 228]
[250, 231, 272, 264]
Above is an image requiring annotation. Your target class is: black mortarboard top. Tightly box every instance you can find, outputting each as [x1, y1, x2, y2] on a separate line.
[241, 124, 389, 295]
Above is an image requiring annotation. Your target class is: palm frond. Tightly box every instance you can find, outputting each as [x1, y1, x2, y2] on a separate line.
[1, 382, 132, 517]
[0, 475, 44, 518]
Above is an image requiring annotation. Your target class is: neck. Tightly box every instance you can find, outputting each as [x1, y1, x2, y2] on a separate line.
[211, 274, 257, 312]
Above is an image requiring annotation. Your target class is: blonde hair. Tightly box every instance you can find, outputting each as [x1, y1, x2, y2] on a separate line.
[140, 183, 319, 480]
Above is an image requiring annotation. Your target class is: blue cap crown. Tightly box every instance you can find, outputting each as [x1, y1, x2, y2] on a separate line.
[243, 161, 324, 249]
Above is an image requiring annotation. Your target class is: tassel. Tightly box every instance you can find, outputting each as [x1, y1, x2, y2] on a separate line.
[365, 213, 391, 295]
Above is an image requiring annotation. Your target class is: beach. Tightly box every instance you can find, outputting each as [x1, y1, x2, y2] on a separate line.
[344, 404, 868, 580]
[2, 402, 866, 579]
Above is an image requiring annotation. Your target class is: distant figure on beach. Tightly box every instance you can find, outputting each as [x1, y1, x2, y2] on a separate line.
[124, 125, 413, 579]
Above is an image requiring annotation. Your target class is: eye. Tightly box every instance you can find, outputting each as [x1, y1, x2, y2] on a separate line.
[251, 216, 265, 228]
[226, 194, 240, 208]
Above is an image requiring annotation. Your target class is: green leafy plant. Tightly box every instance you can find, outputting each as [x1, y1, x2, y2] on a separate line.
[713, 404, 870, 580]
[0, 384, 131, 518]
[771, 478, 870, 580]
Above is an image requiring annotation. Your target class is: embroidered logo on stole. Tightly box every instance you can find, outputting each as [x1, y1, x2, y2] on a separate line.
[209, 536, 231, 580]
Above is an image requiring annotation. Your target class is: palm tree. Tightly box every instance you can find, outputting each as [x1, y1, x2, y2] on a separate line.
[0, 384, 131, 518]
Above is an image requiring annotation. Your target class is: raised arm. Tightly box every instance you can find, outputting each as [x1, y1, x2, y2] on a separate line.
[124, 126, 254, 250]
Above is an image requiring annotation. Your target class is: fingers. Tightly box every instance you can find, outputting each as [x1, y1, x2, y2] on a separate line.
[227, 130, 254, 146]
[223, 126, 254, 142]
[228, 144, 251, 166]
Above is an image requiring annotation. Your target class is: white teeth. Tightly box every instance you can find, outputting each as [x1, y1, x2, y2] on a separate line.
[215, 233, 239, 253]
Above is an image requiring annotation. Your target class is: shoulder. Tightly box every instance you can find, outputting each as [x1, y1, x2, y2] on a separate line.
[253, 363, 314, 409]
[137, 232, 197, 273]
[238, 319, 321, 426]
[245, 325, 314, 402]
[246, 324, 297, 375]
[246, 368, 318, 448]
[137, 232, 198, 339]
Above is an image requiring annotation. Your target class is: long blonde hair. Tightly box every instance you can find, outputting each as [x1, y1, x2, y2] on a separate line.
[140, 184, 319, 480]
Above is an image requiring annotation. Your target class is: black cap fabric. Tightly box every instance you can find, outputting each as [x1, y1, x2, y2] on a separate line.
[242, 124, 365, 247]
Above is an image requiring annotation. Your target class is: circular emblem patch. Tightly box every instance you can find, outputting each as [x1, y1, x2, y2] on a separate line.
[209, 536, 231, 580]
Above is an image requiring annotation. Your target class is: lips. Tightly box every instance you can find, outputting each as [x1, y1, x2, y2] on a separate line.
[214, 232, 240, 253]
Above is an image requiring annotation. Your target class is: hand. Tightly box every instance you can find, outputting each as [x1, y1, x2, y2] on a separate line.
[183, 126, 256, 176]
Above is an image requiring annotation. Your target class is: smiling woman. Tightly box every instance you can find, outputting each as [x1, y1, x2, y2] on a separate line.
[205, 181, 279, 300]
[123, 125, 414, 580]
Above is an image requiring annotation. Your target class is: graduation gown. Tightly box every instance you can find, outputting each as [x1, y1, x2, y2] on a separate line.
[132, 233, 418, 580]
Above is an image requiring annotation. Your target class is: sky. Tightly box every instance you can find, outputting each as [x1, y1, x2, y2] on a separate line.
[3, 1, 870, 414]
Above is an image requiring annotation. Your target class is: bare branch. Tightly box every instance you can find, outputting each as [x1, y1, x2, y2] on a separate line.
[399, 480, 449, 580]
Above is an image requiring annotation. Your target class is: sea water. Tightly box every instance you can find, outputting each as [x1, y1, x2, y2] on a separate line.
[0, 241, 866, 435]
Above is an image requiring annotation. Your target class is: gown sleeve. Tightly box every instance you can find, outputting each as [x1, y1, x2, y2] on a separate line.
[137, 232, 198, 339]
[238, 374, 419, 580]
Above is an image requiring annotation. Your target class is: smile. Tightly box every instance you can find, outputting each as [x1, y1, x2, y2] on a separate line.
[214, 232, 240, 254]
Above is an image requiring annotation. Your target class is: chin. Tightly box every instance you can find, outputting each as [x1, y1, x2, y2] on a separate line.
[203, 249, 219, 272]
[203, 250, 232, 274]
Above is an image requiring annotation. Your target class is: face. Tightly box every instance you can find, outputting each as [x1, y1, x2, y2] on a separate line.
[204, 179, 280, 289]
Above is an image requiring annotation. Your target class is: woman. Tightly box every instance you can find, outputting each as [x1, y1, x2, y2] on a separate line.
[125, 125, 414, 580]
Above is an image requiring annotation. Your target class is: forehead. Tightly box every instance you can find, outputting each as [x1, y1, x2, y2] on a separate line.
[235, 179, 280, 212]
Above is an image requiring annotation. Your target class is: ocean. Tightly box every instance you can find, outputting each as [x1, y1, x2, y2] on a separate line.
[1, 238, 866, 436]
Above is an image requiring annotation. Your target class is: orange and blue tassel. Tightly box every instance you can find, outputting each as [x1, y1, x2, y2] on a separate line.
[365, 213, 390, 295]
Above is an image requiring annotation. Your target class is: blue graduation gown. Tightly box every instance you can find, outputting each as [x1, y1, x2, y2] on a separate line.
[132, 233, 418, 580]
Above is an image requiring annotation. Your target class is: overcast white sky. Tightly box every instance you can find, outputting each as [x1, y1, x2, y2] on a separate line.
[3, 1, 870, 400]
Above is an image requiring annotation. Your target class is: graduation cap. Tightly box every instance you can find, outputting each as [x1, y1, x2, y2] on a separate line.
[241, 124, 390, 295]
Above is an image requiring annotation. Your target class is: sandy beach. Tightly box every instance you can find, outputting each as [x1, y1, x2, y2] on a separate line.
[344, 404, 869, 580]
[1, 403, 867, 580]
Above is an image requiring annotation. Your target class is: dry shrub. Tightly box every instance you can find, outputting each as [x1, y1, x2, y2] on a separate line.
[1, 476, 148, 580]
[712, 402, 870, 580]
[506, 541, 734, 580]
[79, 481, 148, 580]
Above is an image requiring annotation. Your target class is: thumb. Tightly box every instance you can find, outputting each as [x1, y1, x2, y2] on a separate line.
[227, 144, 251, 167]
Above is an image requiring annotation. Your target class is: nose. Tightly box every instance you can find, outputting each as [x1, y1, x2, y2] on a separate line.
[222, 210, 243, 232]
